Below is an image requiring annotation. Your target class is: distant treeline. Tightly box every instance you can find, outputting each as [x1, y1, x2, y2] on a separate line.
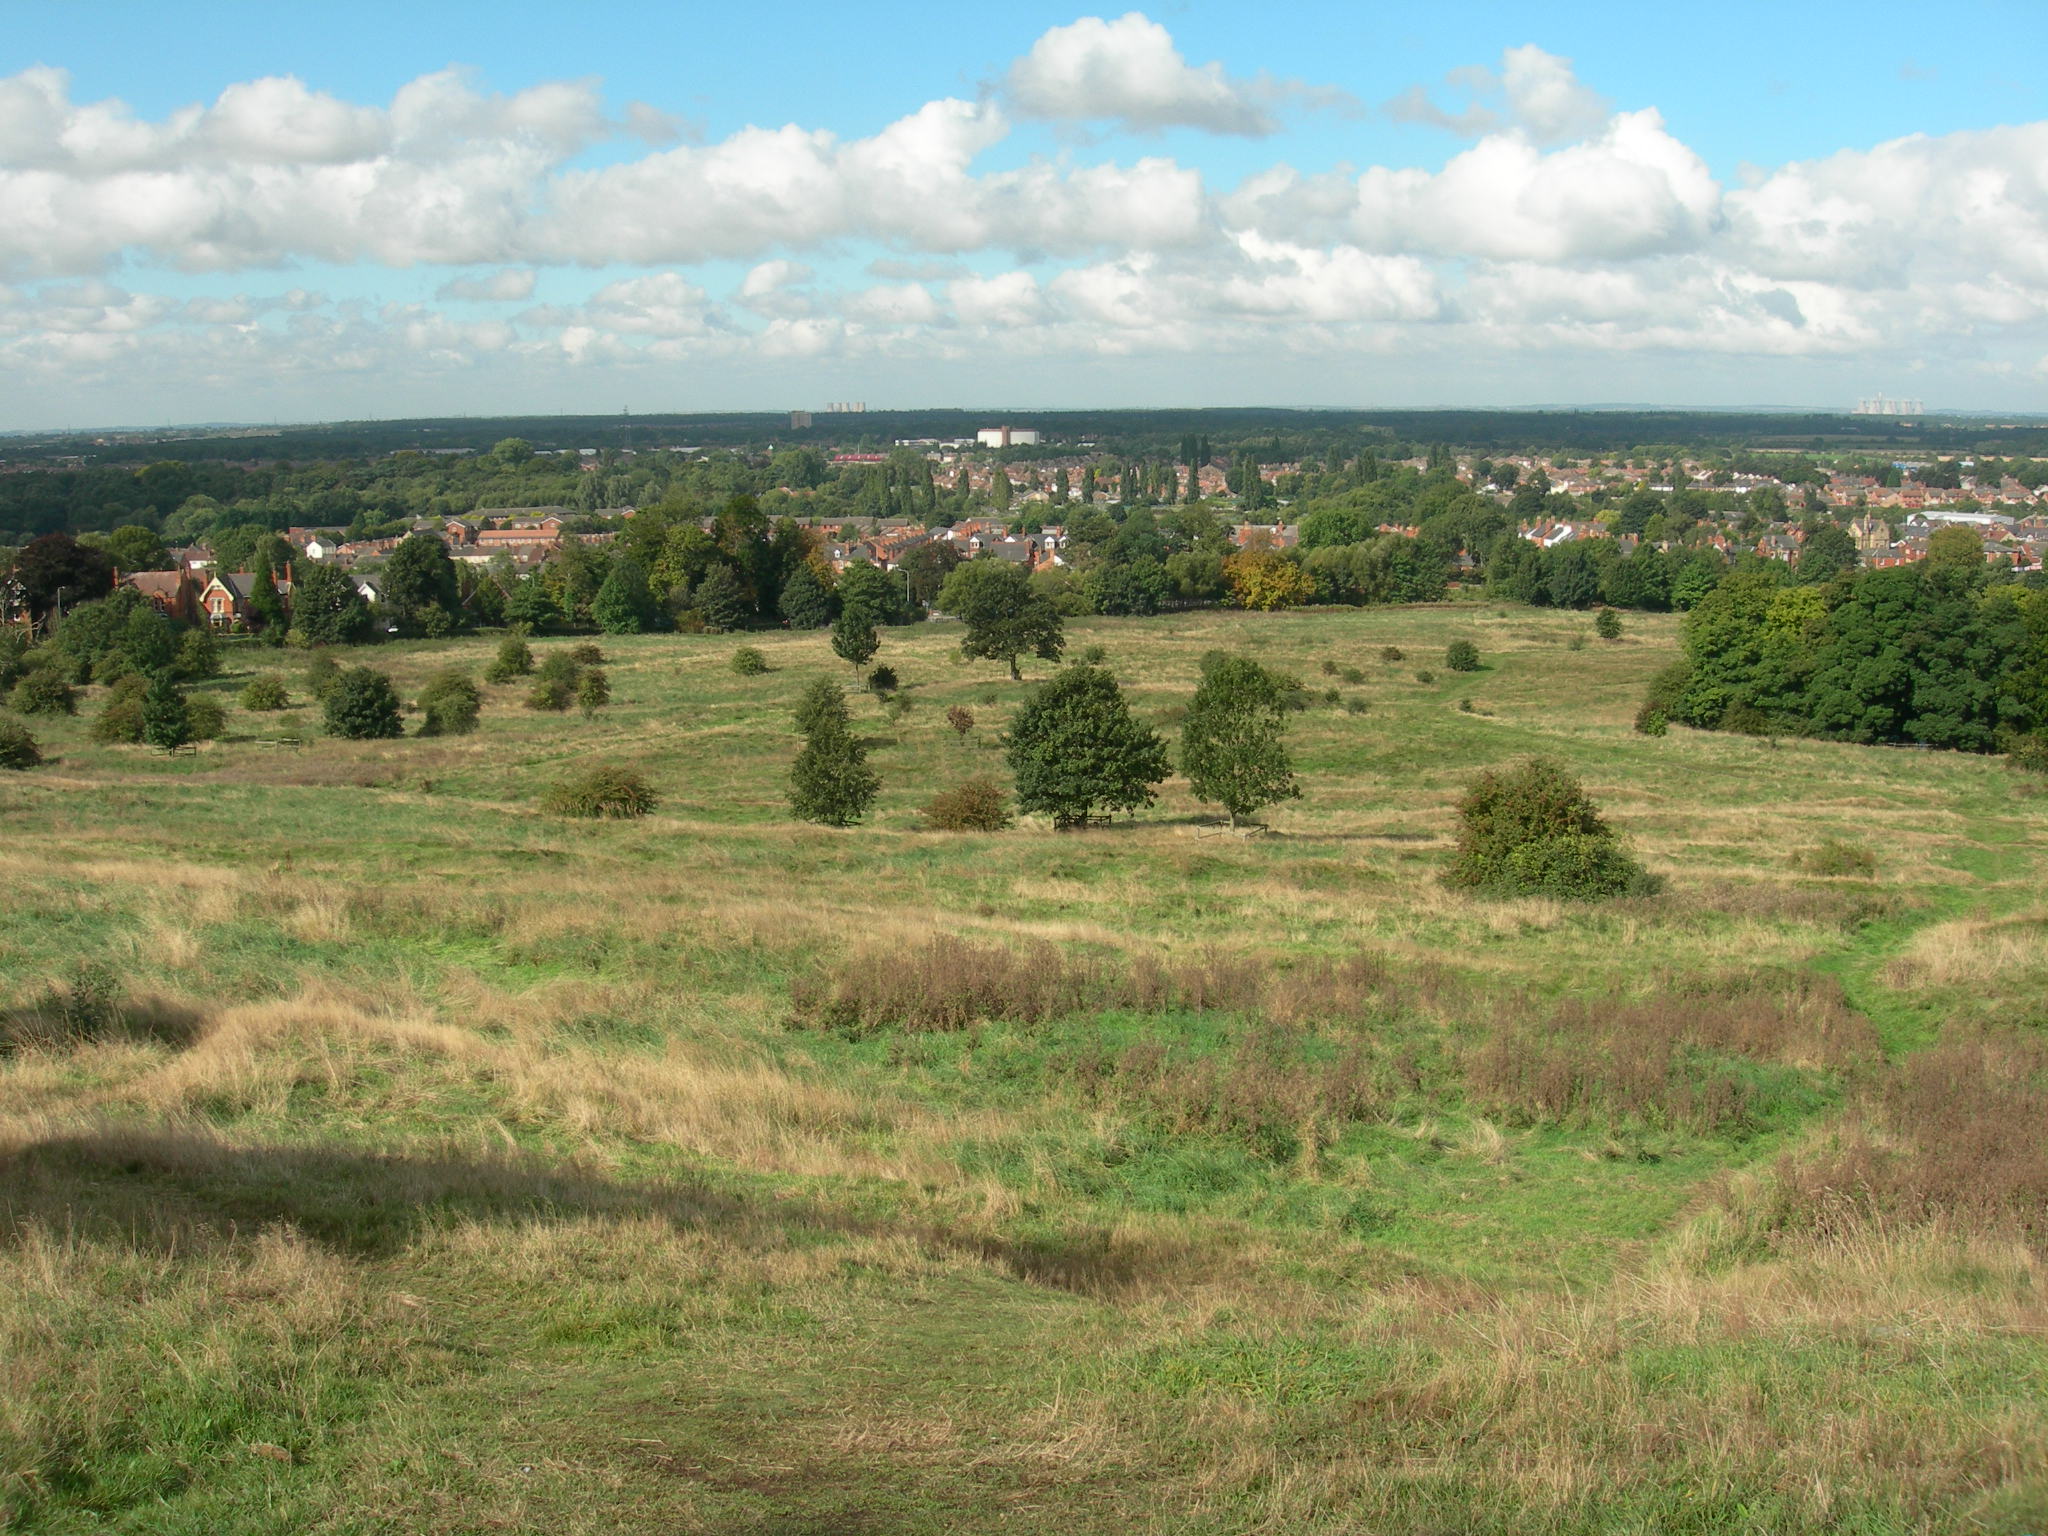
[8, 404, 2045, 472]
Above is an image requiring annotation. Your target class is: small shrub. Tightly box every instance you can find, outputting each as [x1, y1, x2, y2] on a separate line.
[1445, 756, 1656, 901]
[576, 668, 611, 716]
[9, 669, 75, 716]
[1380, 646, 1404, 663]
[1792, 839, 1876, 878]
[946, 704, 975, 739]
[305, 652, 342, 700]
[1344, 696, 1370, 716]
[2007, 733, 2048, 775]
[884, 693, 913, 722]
[1445, 639, 1480, 672]
[1500, 833, 1655, 902]
[1594, 607, 1623, 640]
[542, 764, 658, 819]
[175, 627, 221, 680]
[866, 664, 900, 695]
[241, 674, 290, 711]
[1566, 633, 1587, 652]
[1320, 687, 1340, 706]
[526, 677, 574, 712]
[1319, 658, 1338, 676]
[1458, 698, 1474, 713]
[1633, 702, 1669, 736]
[1720, 702, 1774, 736]
[324, 667, 405, 740]
[91, 678, 147, 743]
[536, 650, 580, 686]
[418, 671, 482, 736]
[923, 775, 1012, 831]
[1341, 666, 1364, 684]
[1079, 644, 1108, 665]
[484, 634, 534, 683]
[730, 646, 768, 676]
[0, 717, 41, 769]
[569, 642, 607, 666]
[185, 695, 227, 741]
[1414, 669, 1437, 685]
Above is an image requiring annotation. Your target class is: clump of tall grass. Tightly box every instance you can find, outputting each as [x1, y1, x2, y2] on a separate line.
[1464, 978, 1875, 1135]
[541, 765, 658, 819]
[1780, 1033, 2048, 1247]
[1, 963, 200, 1054]
[790, 938, 1453, 1037]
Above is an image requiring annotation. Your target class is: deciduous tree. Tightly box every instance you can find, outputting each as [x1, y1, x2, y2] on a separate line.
[1181, 655, 1301, 827]
[1005, 664, 1168, 829]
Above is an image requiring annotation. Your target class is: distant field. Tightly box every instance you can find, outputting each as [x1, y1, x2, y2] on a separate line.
[4, 600, 2045, 1535]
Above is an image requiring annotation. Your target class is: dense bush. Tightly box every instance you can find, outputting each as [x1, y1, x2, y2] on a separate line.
[526, 677, 573, 712]
[140, 673, 192, 750]
[175, 628, 221, 680]
[241, 674, 290, 711]
[305, 651, 342, 700]
[1445, 757, 1655, 900]
[90, 675, 148, 743]
[1633, 701, 1669, 736]
[542, 764, 659, 819]
[1380, 646, 1404, 663]
[1594, 607, 1624, 640]
[0, 717, 41, 769]
[1445, 639, 1480, 672]
[2009, 733, 2048, 775]
[417, 671, 482, 736]
[483, 633, 534, 683]
[569, 642, 607, 666]
[323, 667, 404, 740]
[184, 694, 227, 741]
[945, 704, 974, 739]
[922, 775, 1012, 831]
[10, 668, 75, 716]
[730, 646, 768, 676]
[575, 668, 611, 715]
[866, 664, 899, 695]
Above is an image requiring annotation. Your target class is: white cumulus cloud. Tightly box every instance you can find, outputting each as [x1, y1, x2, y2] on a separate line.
[1006, 13, 1278, 136]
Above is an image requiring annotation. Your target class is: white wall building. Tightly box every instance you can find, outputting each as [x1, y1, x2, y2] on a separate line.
[976, 426, 1041, 448]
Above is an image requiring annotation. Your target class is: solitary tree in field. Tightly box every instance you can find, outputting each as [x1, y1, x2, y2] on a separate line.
[831, 608, 879, 671]
[788, 678, 878, 826]
[1181, 655, 1301, 827]
[937, 559, 1064, 680]
[1005, 664, 1168, 829]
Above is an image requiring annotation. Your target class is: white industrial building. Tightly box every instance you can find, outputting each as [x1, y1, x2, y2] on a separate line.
[976, 426, 1040, 448]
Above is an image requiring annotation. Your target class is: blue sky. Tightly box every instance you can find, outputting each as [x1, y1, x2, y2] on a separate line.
[3, 0, 2045, 426]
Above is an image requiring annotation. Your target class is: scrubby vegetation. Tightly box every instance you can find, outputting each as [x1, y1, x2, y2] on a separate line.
[1444, 756, 1657, 900]
[541, 763, 659, 818]
[0, 601, 2043, 1535]
[921, 774, 1012, 831]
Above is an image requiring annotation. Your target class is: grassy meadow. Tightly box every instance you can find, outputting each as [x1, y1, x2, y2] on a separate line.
[3, 599, 2046, 1534]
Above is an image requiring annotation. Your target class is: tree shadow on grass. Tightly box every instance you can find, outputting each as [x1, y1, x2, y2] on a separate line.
[0, 1126, 1194, 1297]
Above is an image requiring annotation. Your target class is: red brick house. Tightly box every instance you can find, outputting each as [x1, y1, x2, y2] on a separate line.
[118, 569, 202, 624]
